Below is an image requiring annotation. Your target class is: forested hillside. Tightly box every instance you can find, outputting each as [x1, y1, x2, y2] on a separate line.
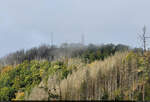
[1, 0, 150, 101]
[0, 43, 130, 66]
[1, 43, 149, 101]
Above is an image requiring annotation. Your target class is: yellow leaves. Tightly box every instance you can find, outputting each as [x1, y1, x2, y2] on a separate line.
[54, 65, 60, 70]
[40, 69, 44, 77]
[137, 69, 142, 73]
[12, 92, 24, 100]
[138, 57, 145, 64]
[125, 51, 137, 61]
[1, 66, 13, 74]
[114, 88, 121, 97]
[13, 76, 20, 89]
[87, 61, 96, 68]
[145, 76, 149, 80]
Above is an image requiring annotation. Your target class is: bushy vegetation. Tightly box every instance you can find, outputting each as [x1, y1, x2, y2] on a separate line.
[1, 43, 149, 101]
[0, 59, 76, 101]
[26, 51, 150, 101]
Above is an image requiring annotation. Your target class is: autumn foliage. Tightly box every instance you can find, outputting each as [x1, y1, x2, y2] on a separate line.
[1, 51, 150, 101]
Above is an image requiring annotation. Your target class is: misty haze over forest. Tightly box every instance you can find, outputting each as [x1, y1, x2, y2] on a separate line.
[2, 0, 150, 101]
[1, 0, 150, 57]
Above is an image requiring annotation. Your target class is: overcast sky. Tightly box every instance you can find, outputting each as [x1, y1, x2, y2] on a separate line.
[0, 0, 150, 57]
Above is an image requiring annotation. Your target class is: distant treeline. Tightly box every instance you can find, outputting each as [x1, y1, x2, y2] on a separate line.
[0, 43, 142, 66]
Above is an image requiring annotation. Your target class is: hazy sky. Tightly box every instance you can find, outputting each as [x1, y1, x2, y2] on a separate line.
[0, 0, 150, 57]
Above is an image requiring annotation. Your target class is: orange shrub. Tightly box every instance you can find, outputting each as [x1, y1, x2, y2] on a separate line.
[1, 66, 13, 74]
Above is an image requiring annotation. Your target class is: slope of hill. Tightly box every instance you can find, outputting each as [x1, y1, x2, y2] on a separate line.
[1, 51, 150, 101]
[27, 51, 150, 101]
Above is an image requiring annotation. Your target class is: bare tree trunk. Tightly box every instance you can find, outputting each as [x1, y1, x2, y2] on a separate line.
[142, 84, 145, 101]
[58, 81, 62, 100]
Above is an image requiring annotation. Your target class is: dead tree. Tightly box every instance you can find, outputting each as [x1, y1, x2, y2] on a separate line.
[138, 26, 150, 53]
[138, 25, 150, 101]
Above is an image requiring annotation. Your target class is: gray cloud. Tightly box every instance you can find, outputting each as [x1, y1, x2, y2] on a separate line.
[0, 0, 150, 57]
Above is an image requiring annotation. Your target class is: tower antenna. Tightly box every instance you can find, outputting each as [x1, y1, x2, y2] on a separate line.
[51, 32, 53, 47]
[81, 33, 85, 45]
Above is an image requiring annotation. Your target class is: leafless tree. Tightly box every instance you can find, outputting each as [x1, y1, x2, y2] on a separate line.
[138, 25, 150, 101]
[138, 26, 150, 53]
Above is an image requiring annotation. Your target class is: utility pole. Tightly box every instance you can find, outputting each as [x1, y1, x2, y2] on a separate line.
[51, 32, 53, 47]
[143, 26, 147, 52]
[50, 32, 54, 61]
[81, 33, 85, 45]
